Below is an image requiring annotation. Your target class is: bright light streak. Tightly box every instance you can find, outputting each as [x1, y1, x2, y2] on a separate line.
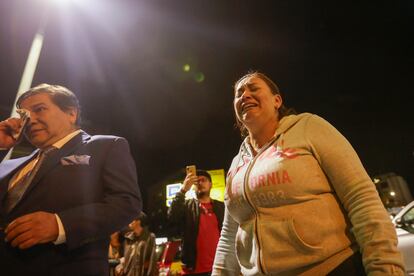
[11, 32, 45, 118]
[2, 32, 45, 161]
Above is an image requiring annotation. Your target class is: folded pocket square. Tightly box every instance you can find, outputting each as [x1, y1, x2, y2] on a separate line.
[61, 155, 91, 165]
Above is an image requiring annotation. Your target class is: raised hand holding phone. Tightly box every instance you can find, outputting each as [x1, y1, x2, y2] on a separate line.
[186, 165, 196, 176]
[182, 165, 198, 193]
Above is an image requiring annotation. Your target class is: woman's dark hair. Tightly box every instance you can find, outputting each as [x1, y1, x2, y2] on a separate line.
[233, 71, 296, 137]
[16, 83, 82, 127]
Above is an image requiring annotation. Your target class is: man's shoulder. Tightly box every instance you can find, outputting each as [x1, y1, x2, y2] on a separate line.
[84, 134, 129, 147]
[74, 130, 123, 144]
[88, 134, 125, 142]
[75, 133, 132, 157]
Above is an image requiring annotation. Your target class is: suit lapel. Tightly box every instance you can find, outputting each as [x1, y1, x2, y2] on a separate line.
[0, 151, 38, 206]
[15, 131, 91, 208]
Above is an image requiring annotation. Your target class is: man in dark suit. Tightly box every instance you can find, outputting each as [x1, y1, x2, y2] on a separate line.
[0, 84, 142, 275]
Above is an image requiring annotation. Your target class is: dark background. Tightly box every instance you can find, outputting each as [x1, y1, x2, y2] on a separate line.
[1, 0, 413, 214]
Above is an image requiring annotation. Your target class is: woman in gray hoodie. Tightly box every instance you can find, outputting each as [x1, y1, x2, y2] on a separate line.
[212, 72, 405, 275]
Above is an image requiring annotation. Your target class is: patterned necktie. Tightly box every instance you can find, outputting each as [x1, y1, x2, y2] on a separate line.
[5, 146, 56, 213]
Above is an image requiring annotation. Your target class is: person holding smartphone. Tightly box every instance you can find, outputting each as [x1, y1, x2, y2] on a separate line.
[168, 168, 225, 276]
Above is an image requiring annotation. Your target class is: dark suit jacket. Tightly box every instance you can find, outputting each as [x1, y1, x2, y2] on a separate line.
[0, 131, 142, 276]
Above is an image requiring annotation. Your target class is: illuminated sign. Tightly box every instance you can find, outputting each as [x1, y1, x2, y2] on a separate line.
[166, 183, 182, 198]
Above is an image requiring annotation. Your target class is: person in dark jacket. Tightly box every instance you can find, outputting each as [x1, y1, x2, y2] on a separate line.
[168, 169, 224, 276]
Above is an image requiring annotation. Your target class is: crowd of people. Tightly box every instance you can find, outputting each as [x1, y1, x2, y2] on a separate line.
[0, 72, 407, 275]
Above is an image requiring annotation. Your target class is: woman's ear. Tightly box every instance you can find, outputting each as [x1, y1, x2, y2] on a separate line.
[274, 94, 282, 109]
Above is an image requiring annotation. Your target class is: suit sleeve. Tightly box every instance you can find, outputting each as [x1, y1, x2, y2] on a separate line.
[58, 137, 142, 250]
[305, 115, 405, 275]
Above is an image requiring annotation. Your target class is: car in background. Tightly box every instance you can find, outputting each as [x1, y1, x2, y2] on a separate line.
[157, 239, 183, 276]
[392, 200, 414, 275]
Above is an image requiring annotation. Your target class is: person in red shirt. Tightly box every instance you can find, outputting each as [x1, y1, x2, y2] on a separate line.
[168, 169, 224, 276]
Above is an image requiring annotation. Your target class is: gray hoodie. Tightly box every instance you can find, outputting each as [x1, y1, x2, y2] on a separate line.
[213, 113, 404, 275]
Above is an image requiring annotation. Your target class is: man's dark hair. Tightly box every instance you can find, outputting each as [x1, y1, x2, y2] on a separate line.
[196, 169, 212, 183]
[136, 211, 149, 227]
[16, 83, 82, 126]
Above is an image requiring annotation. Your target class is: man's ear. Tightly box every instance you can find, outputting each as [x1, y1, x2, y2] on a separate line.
[66, 108, 78, 125]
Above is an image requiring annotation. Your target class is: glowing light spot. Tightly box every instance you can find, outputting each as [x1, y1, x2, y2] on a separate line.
[183, 64, 190, 72]
[194, 72, 205, 82]
[390, 191, 396, 197]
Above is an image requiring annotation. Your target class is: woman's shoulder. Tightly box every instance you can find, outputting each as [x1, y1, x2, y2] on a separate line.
[290, 112, 331, 125]
[279, 113, 337, 136]
[285, 112, 317, 120]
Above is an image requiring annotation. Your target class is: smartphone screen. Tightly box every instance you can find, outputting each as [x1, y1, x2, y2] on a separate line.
[186, 165, 196, 176]
[12, 109, 30, 143]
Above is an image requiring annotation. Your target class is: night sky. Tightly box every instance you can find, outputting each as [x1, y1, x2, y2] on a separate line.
[1, 0, 413, 208]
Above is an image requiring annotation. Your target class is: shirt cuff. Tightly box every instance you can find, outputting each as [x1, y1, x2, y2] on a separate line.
[53, 214, 67, 244]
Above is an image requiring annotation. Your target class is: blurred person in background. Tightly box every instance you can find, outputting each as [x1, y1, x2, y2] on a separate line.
[109, 231, 124, 276]
[109, 231, 124, 260]
[212, 72, 405, 275]
[116, 212, 157, 276]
